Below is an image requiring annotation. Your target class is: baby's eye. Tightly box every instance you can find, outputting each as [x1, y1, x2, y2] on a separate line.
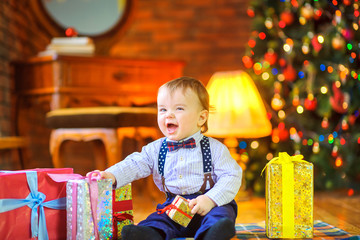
[176, 107, 184, 111]
[158, 108, 167, 112]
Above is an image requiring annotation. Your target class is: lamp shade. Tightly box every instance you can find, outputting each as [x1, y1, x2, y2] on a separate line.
[206, 70, 272, 138]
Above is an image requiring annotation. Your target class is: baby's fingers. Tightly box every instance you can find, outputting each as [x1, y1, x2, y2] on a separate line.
[189, 199, 197, 209]
[190, 204, 200, 215]
[86, 170, 101, 177]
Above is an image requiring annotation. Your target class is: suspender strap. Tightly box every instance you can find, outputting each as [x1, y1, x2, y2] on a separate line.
[199, 136, 215, 193]
[199, 172, 214, 194]
[158, 139, 168, 176]
[158, 139, 171, 195]
[200, 136, 212, 173]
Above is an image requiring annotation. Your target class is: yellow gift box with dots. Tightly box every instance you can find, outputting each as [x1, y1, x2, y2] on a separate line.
[263, 152, 314, 238]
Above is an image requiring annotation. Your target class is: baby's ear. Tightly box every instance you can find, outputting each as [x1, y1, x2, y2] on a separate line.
[198, 109, 209, 126]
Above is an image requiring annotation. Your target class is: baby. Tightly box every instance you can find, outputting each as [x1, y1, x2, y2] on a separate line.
[91, 76, 242, 240]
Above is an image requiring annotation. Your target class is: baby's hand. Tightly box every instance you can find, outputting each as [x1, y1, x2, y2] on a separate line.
[86, 170, 116, 185]
[188, 195, 216, 216]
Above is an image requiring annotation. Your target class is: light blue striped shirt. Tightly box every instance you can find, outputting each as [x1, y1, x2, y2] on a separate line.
[106, 131, 242, 206]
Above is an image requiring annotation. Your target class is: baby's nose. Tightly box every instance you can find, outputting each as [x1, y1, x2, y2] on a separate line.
[166, 111, 175, 117]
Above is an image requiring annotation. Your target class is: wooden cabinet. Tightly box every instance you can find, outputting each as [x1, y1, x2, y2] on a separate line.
[12, 55, 185, 109]
[11, 55, 185, 169]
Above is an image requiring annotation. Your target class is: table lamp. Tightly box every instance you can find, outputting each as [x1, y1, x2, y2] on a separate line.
[205, 70, 272, 199]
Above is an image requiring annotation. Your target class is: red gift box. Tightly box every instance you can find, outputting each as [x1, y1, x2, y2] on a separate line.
[0, 168, 73, 240]
[112, 185, 134, 239]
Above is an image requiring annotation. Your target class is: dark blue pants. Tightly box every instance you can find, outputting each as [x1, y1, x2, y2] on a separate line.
[138, 193, 238, 240]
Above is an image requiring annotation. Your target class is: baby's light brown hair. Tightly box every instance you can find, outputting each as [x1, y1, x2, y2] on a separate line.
[159, 76, 209, 133]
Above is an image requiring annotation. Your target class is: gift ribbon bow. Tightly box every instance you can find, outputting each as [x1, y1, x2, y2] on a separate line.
[261, 152, 306, 176]
[113, 212, 134, 222]
[167, 138, 196, 152]
[261, 152, 310, 238]
[112, 213, 134, 239]
[0, 171, 66, 240]
[157, 204, 193, 219]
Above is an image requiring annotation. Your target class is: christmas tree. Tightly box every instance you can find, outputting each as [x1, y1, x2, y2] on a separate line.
[242, 0, 360, 195]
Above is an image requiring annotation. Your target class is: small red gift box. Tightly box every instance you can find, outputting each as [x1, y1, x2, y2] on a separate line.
[0, 168, 73, 240]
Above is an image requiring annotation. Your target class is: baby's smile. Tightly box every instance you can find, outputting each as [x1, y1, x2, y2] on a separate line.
[166, 123, 178, 134]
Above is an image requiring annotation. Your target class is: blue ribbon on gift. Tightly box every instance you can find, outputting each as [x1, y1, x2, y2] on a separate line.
[0, 171, 66, 240]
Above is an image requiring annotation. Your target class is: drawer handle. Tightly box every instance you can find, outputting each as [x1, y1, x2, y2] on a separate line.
[113, 71, 126, 80]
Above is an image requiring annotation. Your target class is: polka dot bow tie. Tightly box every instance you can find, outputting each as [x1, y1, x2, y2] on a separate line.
[167, 138, 196, 152]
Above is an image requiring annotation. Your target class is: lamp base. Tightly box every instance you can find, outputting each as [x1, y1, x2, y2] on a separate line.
[224, 137, 251, 202]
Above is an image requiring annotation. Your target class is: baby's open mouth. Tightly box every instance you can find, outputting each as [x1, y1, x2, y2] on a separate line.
[167, 123, 178, 133]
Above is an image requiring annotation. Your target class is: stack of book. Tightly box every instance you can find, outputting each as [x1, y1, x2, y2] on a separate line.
[38, 37, 95, 56]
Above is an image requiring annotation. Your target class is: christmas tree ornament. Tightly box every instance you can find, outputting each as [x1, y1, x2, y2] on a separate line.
[292, 87, 300, 106]
[341, 119, 349, 131]
[296, 105, 304, 114]
[302, 42, 310, 54]
[284, 38, 294, 53]
[271, 129, 280, 143]
[242, 56, 254, 69]
[335, 156, 343, 168]
[349, 110, 359, 125]
[313, 8, 323, 20]
[320, 85, 328, 94]
[265, 17, 273, 29]
[300, 3, 314, 20]
[247, 7, 255, 18]
[349, 114, 356, 125]
[271, 124, 289, 142]
[283, 64, 297, 82]
[292, 94, 300, 106]
[321, 117, 329, 129]
[304, 94, 317, 111]
[278, 110, 286, 119]
[334, 10, 342, 25]
[264, 50, 278, 65]
[343, 0, 351, 6]
[299, 16, 307, 25]
[279, 58, 287, 67]
[312, 141, 320, 153]
[311, 35, 323, 52]
[271, 93, 285, 111]
[280, 10, 294, 25]
[331, 145, 339, 157]
[330, 82, 348, 114]
[331, 34, 346, 50]
[259, 32, 266, 40]
[341, 28, 353, 41]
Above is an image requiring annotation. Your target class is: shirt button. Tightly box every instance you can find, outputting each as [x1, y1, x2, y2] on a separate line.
[180, 156, 184, 161]
[179, 174, 183, 179]
[182, 191, 186, 195]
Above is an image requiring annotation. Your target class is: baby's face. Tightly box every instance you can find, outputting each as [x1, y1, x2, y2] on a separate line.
[157, 87, 208, 141]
